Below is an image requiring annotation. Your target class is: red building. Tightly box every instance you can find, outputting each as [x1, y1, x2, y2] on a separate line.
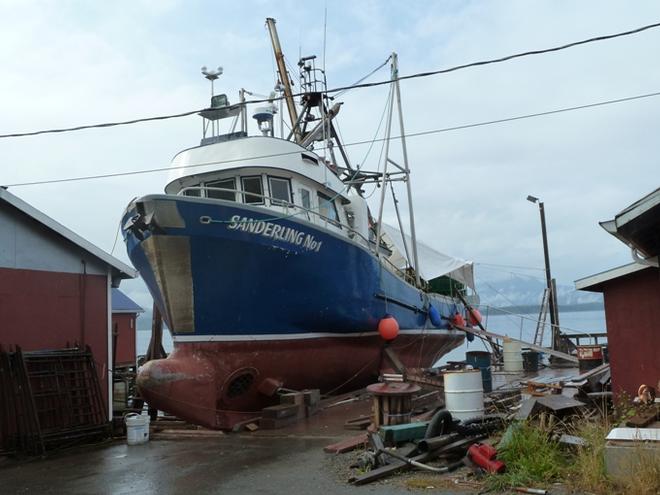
[111, 288, 144, 367]
[576, 263, 659, 397]
[575, 187, 659, 398]
[0, 188, 136, 420]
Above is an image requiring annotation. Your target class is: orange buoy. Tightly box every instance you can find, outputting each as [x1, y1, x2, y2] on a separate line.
[452, 312, 466, 327]
[378, 315, 399, 341]
[468, 308, 482, 327]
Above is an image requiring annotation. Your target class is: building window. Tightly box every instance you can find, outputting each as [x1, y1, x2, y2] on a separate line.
[241, 176, 264, 204]
[268, 177, 292, 206]
[317, 192, 339, 224]
[206, 178, 235, 201]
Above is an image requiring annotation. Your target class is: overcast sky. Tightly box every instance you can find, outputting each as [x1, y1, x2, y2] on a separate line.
[1, 0, 659, 310]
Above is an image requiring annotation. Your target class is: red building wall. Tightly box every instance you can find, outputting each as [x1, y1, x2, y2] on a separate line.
[602, 268, 660, 398]
[0, 267, 109, 405]
[112, 313, 137, 367]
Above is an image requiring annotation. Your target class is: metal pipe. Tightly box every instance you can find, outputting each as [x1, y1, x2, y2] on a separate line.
[239, 88, 246, 134]
[418, 433, 460, 452]
[378, 448, 445, 472]
[265, 18, 300, 142]
[299, 102, 342, 147]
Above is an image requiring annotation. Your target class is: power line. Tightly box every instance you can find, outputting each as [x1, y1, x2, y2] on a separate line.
[0, 108, 203, 139]
[4, 89, 660, 188]
[476, 262, 546, 272]
[318, 20, 660, 96]
[2, 20, 659, 140]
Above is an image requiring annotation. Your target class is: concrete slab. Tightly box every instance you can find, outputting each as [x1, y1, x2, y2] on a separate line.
[0, 395, 469, 494]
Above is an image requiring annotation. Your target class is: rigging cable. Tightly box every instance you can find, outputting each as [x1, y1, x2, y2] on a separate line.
[4, 89, 660, 188]
[333, 56, 392, 99]
[363, 85, 394, 199]
[2, 20, 660, 139]
[475, 262, 546, 271]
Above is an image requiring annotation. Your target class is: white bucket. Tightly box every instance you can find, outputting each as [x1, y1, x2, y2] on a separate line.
[503, 339, 524, 372]
[125, 413, 150, 445]
[444, 369, 484, 421]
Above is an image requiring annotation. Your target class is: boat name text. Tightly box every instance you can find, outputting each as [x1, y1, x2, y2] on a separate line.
[227, 215, 322, 252]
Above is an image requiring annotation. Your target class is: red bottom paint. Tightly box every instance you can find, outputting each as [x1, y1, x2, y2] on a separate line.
[137, 332, 463, 429]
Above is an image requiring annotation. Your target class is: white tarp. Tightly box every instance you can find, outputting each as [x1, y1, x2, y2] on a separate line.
[381, 223, 475, 290]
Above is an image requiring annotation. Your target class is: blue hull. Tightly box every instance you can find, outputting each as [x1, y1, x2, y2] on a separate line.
[123, 195, 463, 339]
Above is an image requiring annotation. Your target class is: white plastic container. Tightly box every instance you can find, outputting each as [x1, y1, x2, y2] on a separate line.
[503, 339, 524, 372]
[125, 413, 150, 445]
[444, 369, 484, 421]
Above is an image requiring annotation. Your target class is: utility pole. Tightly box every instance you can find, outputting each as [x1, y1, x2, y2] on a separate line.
[527, 196, 560, 350]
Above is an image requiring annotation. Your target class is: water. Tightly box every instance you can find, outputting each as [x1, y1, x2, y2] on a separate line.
[136, 309, 606, 363]
[437, 309, 607, 365]
[137, 329, 173, 356]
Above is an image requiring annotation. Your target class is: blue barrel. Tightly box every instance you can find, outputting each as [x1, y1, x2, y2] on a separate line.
[465, 351, 492, 392]
[522, 351, 540, 372]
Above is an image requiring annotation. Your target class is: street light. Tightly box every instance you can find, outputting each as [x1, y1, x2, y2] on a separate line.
[527, 195, 561, 351]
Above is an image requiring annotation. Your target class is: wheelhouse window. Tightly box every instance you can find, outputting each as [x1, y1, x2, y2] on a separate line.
[300, 189, 311, 210]
[317, 191, 340, 224]
[241, 176, 264, 204]
[268, 176, 292, 206]
[183, 187, 201, 197]
[205, 178, 235, 201]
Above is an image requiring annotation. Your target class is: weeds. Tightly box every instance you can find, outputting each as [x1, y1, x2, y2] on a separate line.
[489, 415, 660, 495]
[568, 420, 610, 494]
[486, 421, 567, 491]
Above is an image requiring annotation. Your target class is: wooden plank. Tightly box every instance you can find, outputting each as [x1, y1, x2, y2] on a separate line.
[570, 363, 610, 381]
[230, 417, 262, 433]
[344, 415, 371, 430]
[625, 409, 658, 428]
[350, 451, 429, 485]
[350, 437, 480, 485]
[454, 324, 579, 363]
[261, 404, 299, 419]
[323, 433, 368, 454]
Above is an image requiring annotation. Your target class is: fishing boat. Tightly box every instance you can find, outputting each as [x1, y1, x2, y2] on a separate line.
[122, 18, 476, 429]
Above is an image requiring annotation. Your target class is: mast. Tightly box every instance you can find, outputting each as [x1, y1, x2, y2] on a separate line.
[392, 53, 421, 287]
[375, 53, 422, 286]
[265, 18, 301, 142]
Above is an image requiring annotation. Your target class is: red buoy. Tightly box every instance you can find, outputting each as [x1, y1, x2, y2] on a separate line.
[378, 315, 399, 341]
[468, 308, 482, 327]
[452, 312, 466, 327]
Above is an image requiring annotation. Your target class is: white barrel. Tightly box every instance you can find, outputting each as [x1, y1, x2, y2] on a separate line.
[125, 413, 150, 445]
[503, 339, 524, 372]
[444, 369, 484, 421]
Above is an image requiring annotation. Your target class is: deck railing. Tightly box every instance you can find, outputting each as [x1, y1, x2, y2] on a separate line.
[476, 303, 608, 349]
[177, 185, 418, 285]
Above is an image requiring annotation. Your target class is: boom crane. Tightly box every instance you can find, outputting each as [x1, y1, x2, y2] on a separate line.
[265, 18, 301, 143]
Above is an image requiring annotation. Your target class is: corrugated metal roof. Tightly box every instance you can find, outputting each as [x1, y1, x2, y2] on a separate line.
[599, 187, 660, 259]
[111, 288, 144, 313]
[0, 187, 137, 280]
